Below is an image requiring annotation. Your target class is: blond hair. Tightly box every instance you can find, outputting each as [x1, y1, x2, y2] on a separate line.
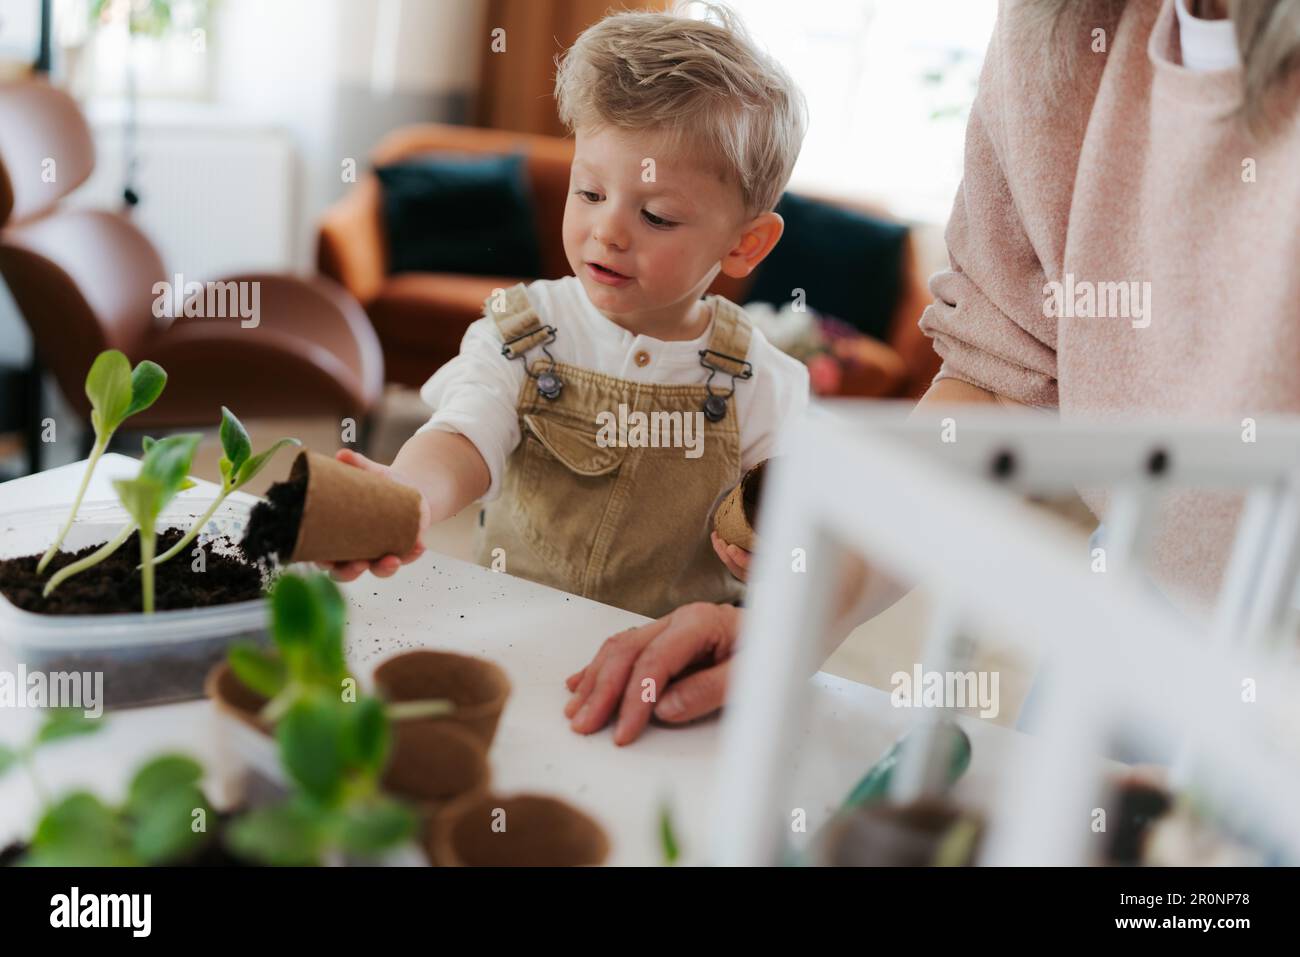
[554, 2, 808, 217]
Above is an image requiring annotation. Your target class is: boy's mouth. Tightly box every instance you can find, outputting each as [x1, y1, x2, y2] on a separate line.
[586, 261, 633, 286]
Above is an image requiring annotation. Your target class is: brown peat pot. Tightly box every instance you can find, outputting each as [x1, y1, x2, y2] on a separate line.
[382, 720, 491, 811]
[243, 450, 422, 565]
[431, 793, 609, 867]
[373, 650, 511, 747]
[205, 660, 271, 733]
[712, 458, 768, 552]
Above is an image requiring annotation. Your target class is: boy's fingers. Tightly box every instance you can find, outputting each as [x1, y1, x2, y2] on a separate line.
[329, 560, 368, 582]
[336, 448, 382, 473]
[727, 545, 751, 568]
[565, 668, 586, 691]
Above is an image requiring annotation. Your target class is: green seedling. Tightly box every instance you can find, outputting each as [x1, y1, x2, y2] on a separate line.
[0, 709, 103, 806]
[225, 691, 416, 866]
[658, 800, 681, 866]
[20, 755, 214, 867]
[228, 572, 451, 725]
[151, 406, 299, 566]
[42, 434, 201, 607]
[114, 434, 202, 613]
[0, 710, 210, 866]
[37, 350, 167, 574]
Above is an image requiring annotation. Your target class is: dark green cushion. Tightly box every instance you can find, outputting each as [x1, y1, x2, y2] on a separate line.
[376, 152, 542, 278]
[748, 192, 907, 341]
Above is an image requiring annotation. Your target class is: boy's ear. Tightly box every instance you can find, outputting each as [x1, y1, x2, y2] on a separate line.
[720, 212, 784, 280]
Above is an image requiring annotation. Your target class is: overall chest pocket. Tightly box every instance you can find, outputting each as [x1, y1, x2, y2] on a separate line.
[509, 413, 627, 581]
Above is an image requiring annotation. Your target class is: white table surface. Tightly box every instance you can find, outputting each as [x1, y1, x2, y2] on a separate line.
[0, 453, 1031, 864]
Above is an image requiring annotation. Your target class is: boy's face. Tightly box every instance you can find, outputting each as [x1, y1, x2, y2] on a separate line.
[563, 125, 755, 321]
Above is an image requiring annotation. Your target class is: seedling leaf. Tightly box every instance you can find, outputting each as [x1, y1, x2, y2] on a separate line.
[0, 744, 17, 778]
[277, 696, 347, 804]
[35, 708, 102, 746]
[228, 643, 288, 699]
[125, 360, 167, 419]
[225, 800, 322, 866]
[127, 754, 203, 817]
[235, 437, 301, 487]
[84, 350, 133, 434]
[130, 785, 210, 865]
[336, 799, 415, 856]
[343, 696, 390, 778]
[219, 406, 252, 476]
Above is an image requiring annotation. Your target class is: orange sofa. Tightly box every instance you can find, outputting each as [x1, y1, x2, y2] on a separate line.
[318, 123, 939, 398]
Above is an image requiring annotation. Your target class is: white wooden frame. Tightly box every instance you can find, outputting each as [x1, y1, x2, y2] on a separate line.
[712, 404, 1300, 865]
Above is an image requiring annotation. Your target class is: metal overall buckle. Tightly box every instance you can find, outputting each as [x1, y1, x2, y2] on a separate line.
[698, 348, 753, 422]
[501, 324, 563, 400]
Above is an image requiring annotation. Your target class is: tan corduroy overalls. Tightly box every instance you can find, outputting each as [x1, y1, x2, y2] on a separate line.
[474, 283, 754, 618]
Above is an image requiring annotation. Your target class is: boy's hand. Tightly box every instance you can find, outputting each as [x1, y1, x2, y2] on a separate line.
[711, 531, 751, 582]
[321, 448, 431, 582]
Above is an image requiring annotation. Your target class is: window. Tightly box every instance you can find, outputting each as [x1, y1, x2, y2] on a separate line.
[697, 0, 998, 224]
[56, 0, 216, 101]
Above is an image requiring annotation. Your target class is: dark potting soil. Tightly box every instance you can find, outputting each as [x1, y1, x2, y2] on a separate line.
[0, 528, 264, 616]
[241, 472, 306, 565]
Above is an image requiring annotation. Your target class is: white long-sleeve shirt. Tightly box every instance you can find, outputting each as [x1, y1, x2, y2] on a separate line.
[419, 275, 811, 502]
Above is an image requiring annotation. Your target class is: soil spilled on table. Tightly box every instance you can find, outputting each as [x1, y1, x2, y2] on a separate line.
[241, 473, 306, 565]
[0, 528, 264, 615]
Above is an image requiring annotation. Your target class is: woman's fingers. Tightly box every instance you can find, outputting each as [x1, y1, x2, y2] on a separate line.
[653, 661, 732, 725]
[565, 667, 587, 692]
[565, 621, 669, 723]
[611, 609, 729, 745]
[569, 640, 648, 734]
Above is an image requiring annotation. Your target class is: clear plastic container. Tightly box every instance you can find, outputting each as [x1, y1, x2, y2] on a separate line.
[0, 497, 275, 710]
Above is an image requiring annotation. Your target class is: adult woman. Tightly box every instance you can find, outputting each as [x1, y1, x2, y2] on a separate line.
[565, 0, 1300, 745]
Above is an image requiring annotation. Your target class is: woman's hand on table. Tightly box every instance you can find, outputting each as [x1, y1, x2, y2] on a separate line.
[711, 531, 752, 581]
[319, 449, 431, 582]
[564, 602, 743, 745]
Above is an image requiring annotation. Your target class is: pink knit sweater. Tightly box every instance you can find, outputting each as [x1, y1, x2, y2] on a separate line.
[920, 0, 1300, 606]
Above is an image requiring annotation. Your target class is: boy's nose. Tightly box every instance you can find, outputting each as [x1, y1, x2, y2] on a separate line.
[593, 219, 629, 251]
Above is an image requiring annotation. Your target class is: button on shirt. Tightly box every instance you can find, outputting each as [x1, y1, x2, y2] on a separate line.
[419, 276, 811, 501]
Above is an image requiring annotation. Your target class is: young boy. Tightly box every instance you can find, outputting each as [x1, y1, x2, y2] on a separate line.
[329, 4, 809, 619]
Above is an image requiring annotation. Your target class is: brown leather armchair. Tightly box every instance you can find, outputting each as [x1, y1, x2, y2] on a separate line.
[0, 78, 384, 449]
[318, 122, 940, 398]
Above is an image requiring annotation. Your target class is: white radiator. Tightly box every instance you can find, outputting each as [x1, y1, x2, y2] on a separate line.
[68, 118, 294, 281]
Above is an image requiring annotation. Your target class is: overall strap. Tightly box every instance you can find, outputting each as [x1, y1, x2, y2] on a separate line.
[700, 297, 754, 380]
[485, 284, 554, 358]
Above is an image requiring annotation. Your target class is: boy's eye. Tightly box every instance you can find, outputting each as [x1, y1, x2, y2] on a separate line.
[642, 209, 677, 229]
[575, 189, 601, 202]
